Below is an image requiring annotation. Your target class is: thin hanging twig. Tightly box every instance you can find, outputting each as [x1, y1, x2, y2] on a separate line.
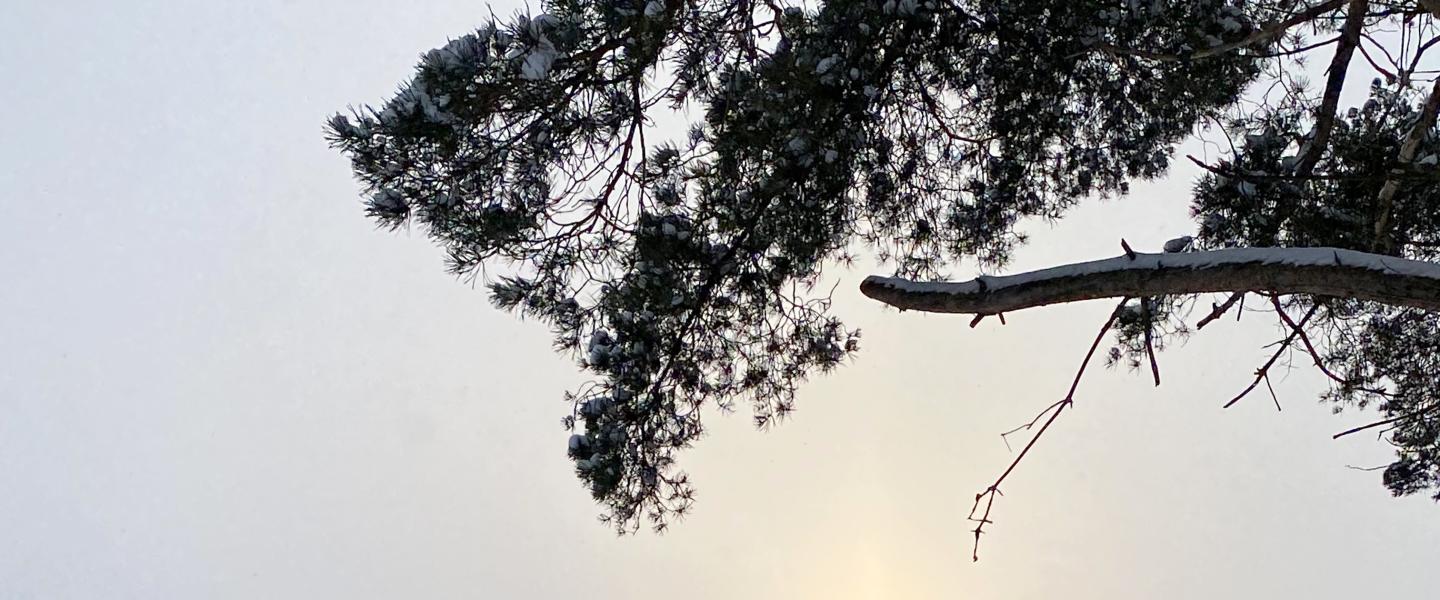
[967, 298, 1129, 561]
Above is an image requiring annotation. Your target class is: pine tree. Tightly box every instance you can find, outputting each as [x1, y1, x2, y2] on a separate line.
[330, 0, 1440, 542]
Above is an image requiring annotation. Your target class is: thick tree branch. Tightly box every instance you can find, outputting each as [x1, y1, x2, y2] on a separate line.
[861, 247, 1440, 315]
[1292, 0, 1368, 177]
[1224, 304, 1318, 408]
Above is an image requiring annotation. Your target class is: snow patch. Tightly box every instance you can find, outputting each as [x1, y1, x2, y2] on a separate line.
[866, 247, 1440, 296]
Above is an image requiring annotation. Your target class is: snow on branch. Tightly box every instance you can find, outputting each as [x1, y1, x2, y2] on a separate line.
[860, 247, 1440, 315]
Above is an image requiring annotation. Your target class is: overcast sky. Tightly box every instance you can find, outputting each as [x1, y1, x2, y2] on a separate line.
[2, 1, 1438, 598]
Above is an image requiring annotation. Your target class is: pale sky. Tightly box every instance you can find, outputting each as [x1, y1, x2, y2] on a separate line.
[2, 2, 1437, 598]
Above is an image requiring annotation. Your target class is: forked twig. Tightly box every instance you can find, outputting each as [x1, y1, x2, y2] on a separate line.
[967, 298, 1128, 561]
[1224, 305, 1321, 408]
[1000, 399, 1069, 452]
[1268, 295, 1392, 398]
[1196, 292, 1245, 329]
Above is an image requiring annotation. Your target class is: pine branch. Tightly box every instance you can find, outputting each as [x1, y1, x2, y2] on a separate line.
[1333, 403, 1440, 439]
[861, 247, 1440, 315]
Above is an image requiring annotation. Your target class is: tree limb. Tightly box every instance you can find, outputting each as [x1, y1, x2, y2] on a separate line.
[1373, 77, 1440, 253]
[861, 247, 1440, 315]
[1292, 0, 1368, 178]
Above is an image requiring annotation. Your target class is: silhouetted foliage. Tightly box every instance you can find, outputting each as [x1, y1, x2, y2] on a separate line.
[332, 0, 1440, 530]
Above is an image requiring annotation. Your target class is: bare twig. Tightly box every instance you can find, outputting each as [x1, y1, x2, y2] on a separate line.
[1401, 34, 1440, 86]
[967, 299, 1128, 561]
[1224, 305, 1321, 408]
[1333, 403, 1440, 439]
[1197, 292, 1246, 329]
[1264, 373, 1282, 411]
[1141, 299, 1162, 387]
[1356, 35, 1399, 83]
[1000, 399, 1069, 452]
[1267, 295, 1393, 398]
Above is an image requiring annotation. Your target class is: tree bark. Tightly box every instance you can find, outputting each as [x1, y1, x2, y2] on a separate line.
[860, 247, 1440, 315]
